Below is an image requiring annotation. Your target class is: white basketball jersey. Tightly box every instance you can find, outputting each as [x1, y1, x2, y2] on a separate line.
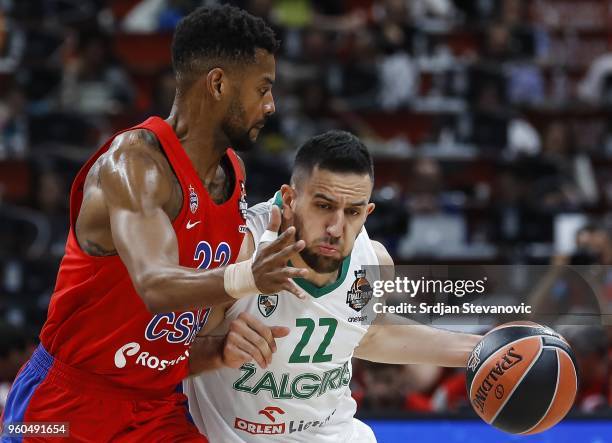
[184, 194, 380, 442]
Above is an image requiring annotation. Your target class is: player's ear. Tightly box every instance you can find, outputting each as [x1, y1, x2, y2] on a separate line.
[366, 202, 375, 216]
[280, 184, 295, 220]
[206, 68, 226, 101]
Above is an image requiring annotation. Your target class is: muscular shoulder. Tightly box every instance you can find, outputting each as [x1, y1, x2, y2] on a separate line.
[76, 129, 180, 256]
[97, 129, 174, 211]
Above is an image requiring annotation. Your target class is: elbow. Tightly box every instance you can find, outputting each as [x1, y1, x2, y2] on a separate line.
[134, 272, 168, 314]
[142, 291, 166, 314]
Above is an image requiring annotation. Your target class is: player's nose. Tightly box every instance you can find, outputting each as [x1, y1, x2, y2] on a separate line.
[326, 211, 344, 238]
[264, 94, 275, 116]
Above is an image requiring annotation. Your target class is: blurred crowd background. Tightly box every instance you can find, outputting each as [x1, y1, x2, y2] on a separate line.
[0, 0, 610, 418]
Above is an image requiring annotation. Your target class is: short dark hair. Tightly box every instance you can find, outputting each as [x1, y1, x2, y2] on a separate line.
[292, 131, 374, 185]
[172, 5, 279, 82]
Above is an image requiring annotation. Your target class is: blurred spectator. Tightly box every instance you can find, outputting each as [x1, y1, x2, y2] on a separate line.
[398, 158, 469, 258]
[499, 0, 540, 60]
[542, 121, 574, 163]
[365, 184, 408, 257]
[404, 368, 469, 413]
[122, 0, 200, 33]
[0, 322, 34, 414]
[0, 5, 25, 74]
[377, 44, 418, 110]
[452, 0, 496, 23]
[506, 116, 541, 157]
[0, 85, 28, 159]
[467, 67, 509, 150]
[406, 157, 444, 214]
[578, 53, 612, 105]
[142, 68, 177, 119]
[59, 30, 135, 116]
[330, 29, 380, 110]
[158, 0, 198, 31]
[278, 81, 344, 148]
[506, 62, 545, 105]
[529, 223, 611, 325]
[556, 324, 609, 412]
[483, 23, 514, 62]
[533, 121, 598, 209]
[356, 361, 410, 411]
[488, 161, 555, 246]
[29, 161, 69, 259]
[122, 0, 166, 33]
[408, 0, 456, 23]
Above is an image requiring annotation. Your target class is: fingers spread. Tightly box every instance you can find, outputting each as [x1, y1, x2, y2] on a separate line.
[262, 227, 296, 253]
[282, 280, 307, 300]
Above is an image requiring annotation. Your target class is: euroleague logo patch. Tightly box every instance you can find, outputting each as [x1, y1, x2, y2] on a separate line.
[346, 269, 373, 312]
[189, 185, 199, 213]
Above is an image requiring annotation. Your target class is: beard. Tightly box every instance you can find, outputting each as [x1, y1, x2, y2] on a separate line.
[221, 96, 262, 152]
[293, 212, 345, 274]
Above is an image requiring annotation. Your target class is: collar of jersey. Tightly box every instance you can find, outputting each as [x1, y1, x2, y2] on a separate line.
[273, 190, 283, 209]
[290, 255, 351, 298]
[273, 191, 352, 297]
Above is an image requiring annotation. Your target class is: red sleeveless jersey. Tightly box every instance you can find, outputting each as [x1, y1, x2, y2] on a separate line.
[39, 116, 247, 395]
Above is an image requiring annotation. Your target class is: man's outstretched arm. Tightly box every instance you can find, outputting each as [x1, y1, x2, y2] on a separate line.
[354, 318, 482, 367]
[353, 241, 482, 367]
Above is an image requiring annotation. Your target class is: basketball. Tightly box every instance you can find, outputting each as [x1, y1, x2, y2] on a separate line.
[465, 321, 578, 435]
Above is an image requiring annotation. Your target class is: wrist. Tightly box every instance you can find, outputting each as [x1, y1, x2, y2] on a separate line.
[216, 342, 227, 369]
[224, 257, 260, 299]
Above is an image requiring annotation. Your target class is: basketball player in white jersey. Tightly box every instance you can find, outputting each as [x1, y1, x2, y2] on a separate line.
[185, 131, 482, 442]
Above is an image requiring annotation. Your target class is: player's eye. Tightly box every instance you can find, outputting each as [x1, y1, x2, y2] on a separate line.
[317, 203, 331, 210]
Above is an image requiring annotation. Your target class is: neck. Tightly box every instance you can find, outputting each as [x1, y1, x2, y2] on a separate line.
[166, 94, 230, 187]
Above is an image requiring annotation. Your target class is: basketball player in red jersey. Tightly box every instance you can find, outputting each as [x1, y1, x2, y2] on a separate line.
[1, 5, 307, 442]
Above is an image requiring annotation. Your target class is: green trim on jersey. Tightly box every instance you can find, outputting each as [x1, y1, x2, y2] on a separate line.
[291, 255, 351, 298]
[273, 190, 282, 209]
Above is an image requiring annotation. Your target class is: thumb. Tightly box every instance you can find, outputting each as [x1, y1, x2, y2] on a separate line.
[270, 326, 290, 338]
[266, 205, 281, 234]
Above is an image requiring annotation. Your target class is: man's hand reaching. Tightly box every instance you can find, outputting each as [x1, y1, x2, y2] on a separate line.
[222, 312, 289, 369]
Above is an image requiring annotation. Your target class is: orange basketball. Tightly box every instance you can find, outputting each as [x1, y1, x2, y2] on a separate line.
[465, 321, 578, 435]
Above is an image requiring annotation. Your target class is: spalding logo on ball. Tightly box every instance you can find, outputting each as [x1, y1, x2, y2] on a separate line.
[466, 321, 578, 435]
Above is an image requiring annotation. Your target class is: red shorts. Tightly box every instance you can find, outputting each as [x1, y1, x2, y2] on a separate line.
[1, 345, 206, 442]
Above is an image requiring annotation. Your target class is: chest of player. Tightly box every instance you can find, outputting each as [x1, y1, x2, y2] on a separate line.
[223, 266, 376, 408]
[174, 182, 247, 270]
[232, 260, 378, 370]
